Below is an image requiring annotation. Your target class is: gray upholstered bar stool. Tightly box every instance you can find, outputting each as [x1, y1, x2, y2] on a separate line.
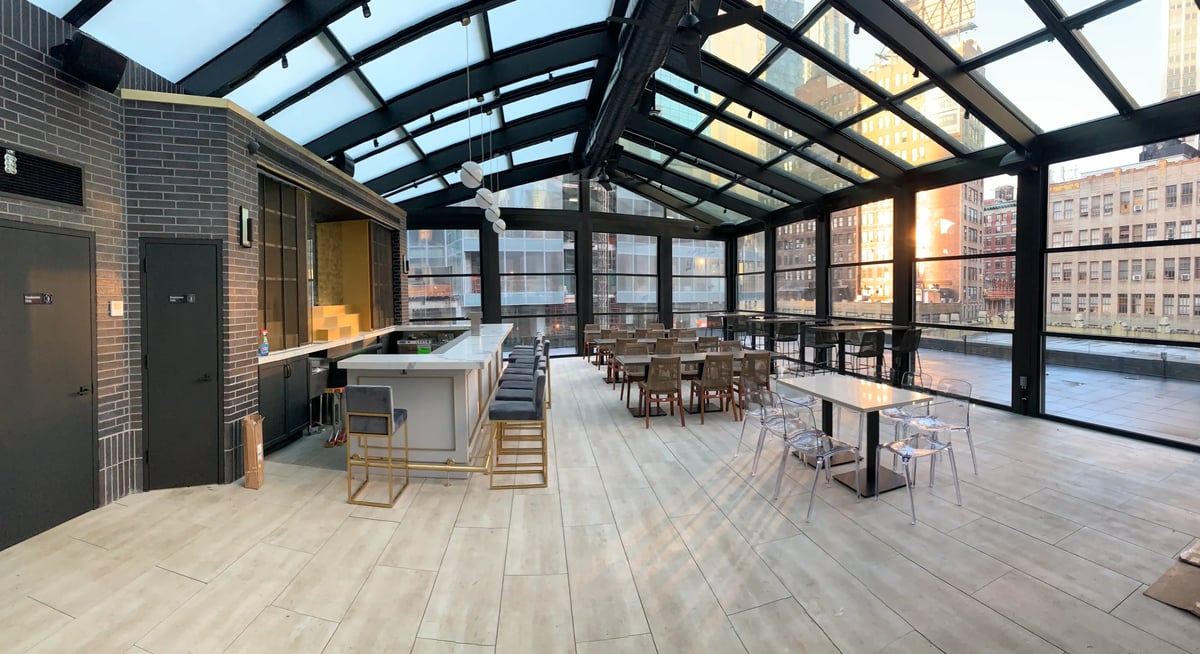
[489, 372, 548, 489]
[344, 385, 410, 508]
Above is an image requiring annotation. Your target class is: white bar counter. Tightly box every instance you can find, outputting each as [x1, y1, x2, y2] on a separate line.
[338, 323, 513, 477]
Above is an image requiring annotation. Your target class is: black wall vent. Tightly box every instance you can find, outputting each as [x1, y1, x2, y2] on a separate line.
[0, 145, 85, 207]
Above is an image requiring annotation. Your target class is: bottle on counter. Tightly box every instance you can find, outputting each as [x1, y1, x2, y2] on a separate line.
[258, 329, 270, 357]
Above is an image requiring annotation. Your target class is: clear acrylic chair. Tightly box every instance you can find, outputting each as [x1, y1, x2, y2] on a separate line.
[878, 433, 962, 524]
[751, 389, 859, 521]
[900, 378, 978, 475]
[880, 372, 934, 444]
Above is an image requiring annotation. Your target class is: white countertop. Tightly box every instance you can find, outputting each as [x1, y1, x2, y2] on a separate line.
[777, 375, 932, 412]
[339, 323, 513, 371]
[256, 323, 471, 365]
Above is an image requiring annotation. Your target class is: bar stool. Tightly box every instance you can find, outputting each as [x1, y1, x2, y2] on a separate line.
[490, 372, 548, 489]
[345, 385, 410, 507]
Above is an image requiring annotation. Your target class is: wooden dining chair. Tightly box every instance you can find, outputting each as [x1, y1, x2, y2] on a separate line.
[639, 356, 685, 428]
[688, 353, 740, 424]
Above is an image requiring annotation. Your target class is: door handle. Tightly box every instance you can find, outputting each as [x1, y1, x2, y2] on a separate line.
[198, 373, 212, 383]
[76, 386, 91, 395]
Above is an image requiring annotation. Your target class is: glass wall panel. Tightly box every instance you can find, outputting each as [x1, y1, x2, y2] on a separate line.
[673, 238, 726, 328]
[407, 229, 481, 321]
[1043, 143, 1200, 446]
[589, 184, 667, 217]
[830, 199, 893, 265]
[499, 230, 577, 354]
[830, 263, 893, 320]
[775, 219, 817, 315]
[593, 232, 658, 327]
[737, 232, 765, 311]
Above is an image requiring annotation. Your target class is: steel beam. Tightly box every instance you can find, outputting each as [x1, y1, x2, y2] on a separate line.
[619, 155, 763, 218]
[612, 177, 722, 225]
[827, 0, 1039, 149]
[63, 0, 112, 25]
[397, 157, 572, 209]
[1023, 0, 1135, 116]
[307, 28, 609, 157]
[366, 103, 588, 193]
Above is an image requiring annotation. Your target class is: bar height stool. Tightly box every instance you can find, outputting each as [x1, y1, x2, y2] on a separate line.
[345, 385, 410, 508]
[490, 372, 548, 489]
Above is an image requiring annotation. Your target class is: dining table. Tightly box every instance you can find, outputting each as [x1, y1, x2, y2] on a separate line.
[745, 315, 814, 352]
[777, 374, 932, 497]
[808, 323, 906, 377]
[613, 350, 779, 417]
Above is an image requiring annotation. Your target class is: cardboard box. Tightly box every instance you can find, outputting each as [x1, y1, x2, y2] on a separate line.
[241, 413, 265, 489]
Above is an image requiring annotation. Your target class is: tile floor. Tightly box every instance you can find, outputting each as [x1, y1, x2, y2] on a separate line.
[2, 357, 1199, 653]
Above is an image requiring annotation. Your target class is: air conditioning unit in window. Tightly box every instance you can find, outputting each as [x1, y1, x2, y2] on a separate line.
[1134, 205, 1143, 212]
[1183, 273, 1192, 280]
[1132, 274, 1142, 281]
[1079, 210, 1089, 217]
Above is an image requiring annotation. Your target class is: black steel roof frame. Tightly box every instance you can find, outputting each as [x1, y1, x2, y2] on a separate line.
[365, 102, 589, 194]
[827, 0, 1040, 150]
[61, 0, 110, 25]
[607, 176, 723, 225]
[399, 155, 573, 209]
[618, 154, 764, 218]
[307, 27, 609, 157]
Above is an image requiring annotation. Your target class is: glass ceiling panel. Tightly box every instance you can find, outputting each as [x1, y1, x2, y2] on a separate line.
[973, 38, 1116, 132]
[724, 101, 806, 145]
[386, 177, 447, 203]
[488, 0, 614, 52]
[354, 141, 422, 183]
[804, 142, 877, 180]
[618, 138, 669, 164]
[225, 34, 344, 115]
[25, 0, 77, 16]
[347, 128, 406, 160]
[502, 80, 591, 122]
[1082, 0, 1198, 108]
[511, 134, 577, 165]
[703, 7, 777, 74]
[81, 0, 287, 82]
[654, 95, 707, 131]
[771, 155, 852, 192]
[361, 20, 487, 101]
[700, 117, 784, 162]
[403, 98, 478, 133]
[849, 109, 952, 167]
[328, 0, 463, 54]
[656, 183, 701, 205]
[900, 0, 1044, 61]
[265, 74, 378, 144]
[696, 200, 751, 224]
[1055, 0, 1107, 16]
[666, 159, 733, 188]
[413, 111, 502, 154]
[742, 177, 798, 204]
[656, 70, 725, 105]
[499, 61, 595, 96]
[804, 6, 920, 97]
[903, 87, 1000, 150]
[725, 182, 789, 210]
[763, 0, 815, 29]
[760, 49, 874, 122]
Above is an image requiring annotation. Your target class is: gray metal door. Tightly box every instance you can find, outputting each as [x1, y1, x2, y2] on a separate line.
[142, 240, 221, 489]
[0, 222, 95, 550]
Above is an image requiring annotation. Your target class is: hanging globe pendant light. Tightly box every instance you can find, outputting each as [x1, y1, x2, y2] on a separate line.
[475, 187, 496, 210]
[492, 218, 506, 233]
[484, 205, 502, 223]
[459, 160, 483, 188]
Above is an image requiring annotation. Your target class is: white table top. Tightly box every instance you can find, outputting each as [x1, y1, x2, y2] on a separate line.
[339, 323, 513, 371]
[777, 375, 932, 413]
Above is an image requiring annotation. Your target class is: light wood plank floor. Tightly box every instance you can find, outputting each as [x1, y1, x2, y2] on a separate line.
[3, 357, 1199, 653]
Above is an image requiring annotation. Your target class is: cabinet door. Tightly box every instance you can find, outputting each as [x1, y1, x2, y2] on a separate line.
[258, 362, 288, 450]
[284, 357, 310, 437]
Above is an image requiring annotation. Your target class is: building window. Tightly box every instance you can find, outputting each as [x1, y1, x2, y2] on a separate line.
[1102, 294, 1112, 314]
[1118, 259, 1129, 280]
[1182, 182, 1194, 205]
[1166, 221, 1177, 239]
[1079, 196, 1090, 216]
[1102, 260, 1112, 280]
[1118, 293, 1128, 314]
[1051, 232, 1063, 248]
[1103, 194, 1114, 215]
[1145, 258, 1157, 280]
[1051, 262, 1062, 281]
[1051, 294, 1061, 313]
[1146, 223, 1158, 240]
[1145, 294, 1155, 315]
[1164, 294, 1175, 316]
[1063, 231, 1074, 247]
[1090, 261, 1100, 280]
[1147, 187, 1158, 210]
[1165, 258, 1176, 280]
[1166, 184, 1177, 207]
[1132, 260, 1143, 280]
[1078, 229, 1089, 246]
[1103, 228, 1113, 244]
[1052, 201, 1063, 220]
[1181, 295, 1191, 316]
[1078, 262, 1088, 281]
[1120, 191, 1131, 212]
[1181, 257, 1192, 280]
[1131, 293, 1141, 313]
[1063, 262, 1073, 280]
[1064, 199, 1074, 219]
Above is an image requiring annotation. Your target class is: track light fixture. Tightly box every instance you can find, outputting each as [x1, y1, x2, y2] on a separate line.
[361, 1, 371, 18]
[853, 23, 860, 35]
[963, 110, 970, 121]
[913, 68, 920, 78]
[373, 138, 379, 147]
[747, 109, 753, 119]
[693, 84, 699, 93]
[281, 54, 288, 69]
[460, 15, 471, 26]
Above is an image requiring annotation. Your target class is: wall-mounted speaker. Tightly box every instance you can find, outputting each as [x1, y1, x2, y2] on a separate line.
[49, 35, 127, 93]
[330, 151, 355, 176]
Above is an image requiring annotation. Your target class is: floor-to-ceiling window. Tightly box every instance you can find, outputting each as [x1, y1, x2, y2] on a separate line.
[498, 230, 577, 355]
[914, 175, 1017, 406]
[406, 228, 481, 322]
[830, 199, 893, 321]
[736, 231, 765, 311]
[672, 238, 725, 328]
[1043, 142, 1200, 445]
[775, 219, 817, 315]
[592, 232, 658, 328]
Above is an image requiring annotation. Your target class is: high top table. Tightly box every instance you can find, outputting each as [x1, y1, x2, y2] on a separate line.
[809, 323, 905, 377]
[777, 374, 932, 497]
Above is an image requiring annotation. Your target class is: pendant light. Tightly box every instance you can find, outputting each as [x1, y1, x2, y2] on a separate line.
[484, 205, 502, 223]
[475, 187, 496, 210]
[492, 217, 506, 233]
[459, 160, 483, 188]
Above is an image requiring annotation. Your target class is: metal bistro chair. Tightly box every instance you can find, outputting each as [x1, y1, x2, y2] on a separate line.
[773, 320, 801, 358]
[847, 330, 885, 379]
[639, 356, 685, 428]
[806, 327, 838, 373]
[888, 327, 924, 379]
